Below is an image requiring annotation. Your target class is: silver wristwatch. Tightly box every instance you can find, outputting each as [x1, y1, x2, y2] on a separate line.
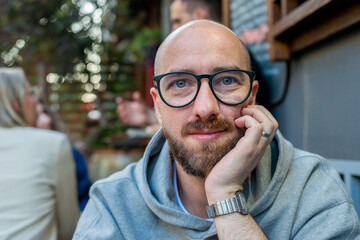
[206, 191, 248, 218]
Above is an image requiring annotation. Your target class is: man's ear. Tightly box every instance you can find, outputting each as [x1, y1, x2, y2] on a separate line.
[250, 80, 259, 105]
[150, 87, 163, 125]
[192, 7, 208, 20]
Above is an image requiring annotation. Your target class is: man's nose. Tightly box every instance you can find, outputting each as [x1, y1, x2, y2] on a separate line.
[192, 80, 220, 120]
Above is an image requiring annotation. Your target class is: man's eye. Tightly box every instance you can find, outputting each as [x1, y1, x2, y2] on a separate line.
[175, 80, 187, 88]
[221, 77, 234, 85]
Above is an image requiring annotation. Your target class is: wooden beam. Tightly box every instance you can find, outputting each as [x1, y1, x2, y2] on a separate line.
[266, 0, 360, 60]
[268, 39, 290, 61]
[222, 0, 230, 27]
[290, 3, 360, 52]
[281, 0, 299, 17]
[269, 0, 332, 38]
[267, 0, 282, 25]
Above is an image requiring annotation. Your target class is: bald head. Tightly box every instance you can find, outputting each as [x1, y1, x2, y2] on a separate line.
[154, 20, 250, 75]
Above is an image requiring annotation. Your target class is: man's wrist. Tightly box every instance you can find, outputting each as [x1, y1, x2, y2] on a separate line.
[206, 191, 248, 218]
[206, 186, 244, 205]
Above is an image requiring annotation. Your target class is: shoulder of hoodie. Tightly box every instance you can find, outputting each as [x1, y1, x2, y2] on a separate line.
[292, 147, 352, 200]
[87, 130, 165, 201]
[275, 130, 351, 202]
[288, 148, 360, 237]
[292, 147, 340, 180]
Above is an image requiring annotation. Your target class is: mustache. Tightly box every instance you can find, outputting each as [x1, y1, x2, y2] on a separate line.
[181, 118, 234, 136]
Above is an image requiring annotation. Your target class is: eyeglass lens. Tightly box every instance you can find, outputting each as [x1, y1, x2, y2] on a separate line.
[159, 70, 251, 107]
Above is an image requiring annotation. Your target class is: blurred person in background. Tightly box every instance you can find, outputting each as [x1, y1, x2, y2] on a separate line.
[0, 68, 79, 239]
[170, 0, 221, 31]
[116, 0, 270, 133]
[36, 100, 92, 212]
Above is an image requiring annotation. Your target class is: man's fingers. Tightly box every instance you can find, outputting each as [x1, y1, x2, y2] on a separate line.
[243, 105, 278, 128]
[241, 105, 278, 139]
[235, 115, 263, 146]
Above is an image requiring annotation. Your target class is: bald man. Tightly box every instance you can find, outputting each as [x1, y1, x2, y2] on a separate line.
[74, 20, 360, 239]
[74, 21, 359, 239]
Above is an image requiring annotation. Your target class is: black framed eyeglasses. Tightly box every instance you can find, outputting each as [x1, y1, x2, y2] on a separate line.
[153, 69, 255, 108]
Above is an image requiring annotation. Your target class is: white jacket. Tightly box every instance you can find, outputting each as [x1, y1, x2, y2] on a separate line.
[0, 127, 79, 240]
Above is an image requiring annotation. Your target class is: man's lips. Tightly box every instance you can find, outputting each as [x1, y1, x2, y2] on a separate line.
[188, 128, 224, 134]
[187, 128, 225, 141]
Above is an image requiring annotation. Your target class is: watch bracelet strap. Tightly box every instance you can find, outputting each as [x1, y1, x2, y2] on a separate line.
[206, 191, 248, 218]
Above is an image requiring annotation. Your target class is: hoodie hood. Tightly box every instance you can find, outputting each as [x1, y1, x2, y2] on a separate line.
[134, 128, 294, 234]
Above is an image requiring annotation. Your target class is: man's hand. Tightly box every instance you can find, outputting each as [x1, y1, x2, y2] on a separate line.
[204, 105, 277, 240]
[116, 91, 149, 127]
[205, 105, 278, 202]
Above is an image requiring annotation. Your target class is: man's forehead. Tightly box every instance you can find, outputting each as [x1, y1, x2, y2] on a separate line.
[155, 20, 250, 74]
[166, 65, 242, 74]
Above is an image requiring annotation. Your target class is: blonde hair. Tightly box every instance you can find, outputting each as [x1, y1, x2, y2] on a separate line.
[0, 68, 29, 127]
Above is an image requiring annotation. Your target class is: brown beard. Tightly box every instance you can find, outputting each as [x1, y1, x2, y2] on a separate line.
[164, 117, 243, 179]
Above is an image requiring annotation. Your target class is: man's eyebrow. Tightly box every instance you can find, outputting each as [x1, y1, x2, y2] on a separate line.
[212, 66, 241, 72]
[166, 66, 241, 74]
[166, 68, 193, 73]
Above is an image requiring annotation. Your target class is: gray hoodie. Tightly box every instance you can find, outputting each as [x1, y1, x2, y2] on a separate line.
[73, 130, 360, 239]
